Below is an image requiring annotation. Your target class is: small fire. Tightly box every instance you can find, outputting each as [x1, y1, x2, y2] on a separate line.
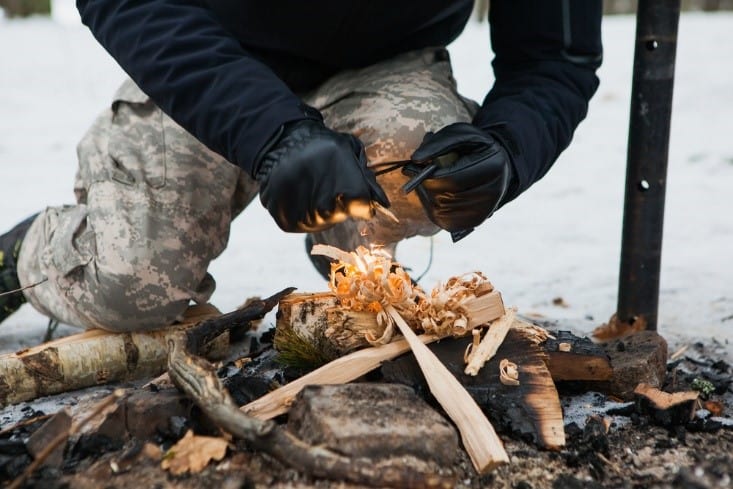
[311, 244, 420, 345]
[310, 244, 495, 343]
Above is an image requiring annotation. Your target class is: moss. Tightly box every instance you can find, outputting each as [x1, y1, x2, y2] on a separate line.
[273, 326, 340, 370]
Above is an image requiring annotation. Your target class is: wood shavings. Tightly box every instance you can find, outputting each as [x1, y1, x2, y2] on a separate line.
[464, 329, 482, 363]
[312, 244, 422, 345]
[310, 244, 504, 346]
[415, 273, 495, 337]
[499, 359, 519, 386]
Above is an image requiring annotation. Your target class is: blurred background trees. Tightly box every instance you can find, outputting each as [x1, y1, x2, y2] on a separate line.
[0, 0, 50, 17]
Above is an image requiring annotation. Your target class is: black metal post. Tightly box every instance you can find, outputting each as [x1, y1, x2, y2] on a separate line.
[617, 0, 681, 331]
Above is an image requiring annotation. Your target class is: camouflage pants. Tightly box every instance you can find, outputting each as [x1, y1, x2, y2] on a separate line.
[18, 47, 477, 332]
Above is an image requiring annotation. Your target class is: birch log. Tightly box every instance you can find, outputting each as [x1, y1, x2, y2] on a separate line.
[0, 304, 225, 407]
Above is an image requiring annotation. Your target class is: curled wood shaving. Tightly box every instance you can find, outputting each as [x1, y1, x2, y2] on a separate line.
[515, 322, 552, 345]
[499, 359, 519, 386]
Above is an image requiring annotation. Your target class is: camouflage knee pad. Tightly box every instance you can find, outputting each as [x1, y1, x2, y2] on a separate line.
[303, 47, 478, 252]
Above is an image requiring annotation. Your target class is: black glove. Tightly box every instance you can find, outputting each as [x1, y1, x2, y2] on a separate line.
[254, 117, 390, 232]
[403, 122, 515, 233]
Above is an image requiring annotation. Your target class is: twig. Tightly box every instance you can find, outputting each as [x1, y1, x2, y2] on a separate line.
[8, 389, 126, 489]
[0, 277, 48, 298]
[168, 290, 452, 488]
[0, 414, 53, 438]
[385, 305, 509, 474]
[669, 344, 689, 361]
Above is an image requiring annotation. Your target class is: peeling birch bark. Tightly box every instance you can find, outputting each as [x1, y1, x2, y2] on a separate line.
[0, 304, 225, 407]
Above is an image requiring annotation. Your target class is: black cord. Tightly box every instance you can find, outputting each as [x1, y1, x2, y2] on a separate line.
[413, 236, 435, 284]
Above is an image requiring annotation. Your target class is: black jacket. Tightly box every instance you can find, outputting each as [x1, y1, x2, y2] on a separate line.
[76, 0, 602, 199]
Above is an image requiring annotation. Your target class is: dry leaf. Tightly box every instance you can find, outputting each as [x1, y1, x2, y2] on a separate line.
[143, 442, 162, 461]
[161, 430, 228, 475]
[592, 313, 646, 342]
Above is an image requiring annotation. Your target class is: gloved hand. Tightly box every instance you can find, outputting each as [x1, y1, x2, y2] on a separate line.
[255, 117, 390, 232]
[402, 122, 515, 233]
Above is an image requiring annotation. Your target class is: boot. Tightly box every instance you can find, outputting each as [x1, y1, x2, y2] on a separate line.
[0, 214, 38, 324]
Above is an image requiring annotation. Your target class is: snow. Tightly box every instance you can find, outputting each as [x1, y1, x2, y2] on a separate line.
[1, 7, 732, 355]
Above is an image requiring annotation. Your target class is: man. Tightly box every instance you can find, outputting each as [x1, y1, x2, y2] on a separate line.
[0, 1, 602, 332]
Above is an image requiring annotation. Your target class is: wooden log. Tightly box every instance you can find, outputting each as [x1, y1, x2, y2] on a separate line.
[276, 299, 635, 395]
[544, 330, 614, 382]
[274, 290, 505, 366]
[0, 304, 225, 408]
[385, 305, 509, 473]
[382, 320, 566, 450]
[274, 292, 386, 364]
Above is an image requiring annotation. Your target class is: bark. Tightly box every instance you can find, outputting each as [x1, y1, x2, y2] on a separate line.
[0, 304, 225, 408]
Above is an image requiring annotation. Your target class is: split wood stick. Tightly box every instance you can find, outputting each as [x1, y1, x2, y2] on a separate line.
[465, 308, 516, 376]
[0, 304, 225, 408]
[385, 305, 509, 474]
[243, 334, 439, 420]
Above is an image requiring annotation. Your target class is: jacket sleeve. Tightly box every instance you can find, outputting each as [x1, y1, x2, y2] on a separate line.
[473, 0, 603, 202]
[77, 0, 311, 175]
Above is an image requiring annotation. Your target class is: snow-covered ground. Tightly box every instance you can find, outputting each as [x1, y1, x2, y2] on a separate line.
[1, 7, 732, 354]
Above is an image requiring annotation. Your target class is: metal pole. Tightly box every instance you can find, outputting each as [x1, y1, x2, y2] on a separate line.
[617, 0, 681, 331]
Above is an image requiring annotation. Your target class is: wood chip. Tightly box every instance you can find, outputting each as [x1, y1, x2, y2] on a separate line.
[465, 308, 516, 376]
